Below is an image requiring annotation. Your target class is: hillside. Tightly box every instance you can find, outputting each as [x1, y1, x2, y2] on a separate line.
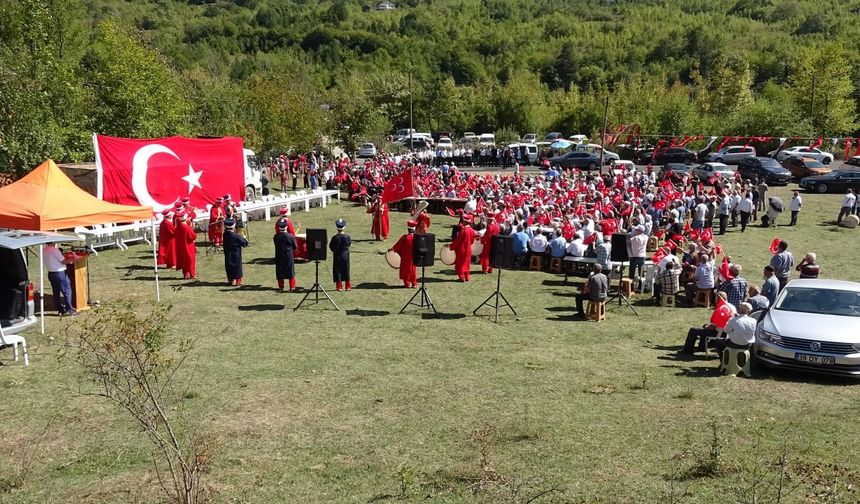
[1, 0, 858, 173]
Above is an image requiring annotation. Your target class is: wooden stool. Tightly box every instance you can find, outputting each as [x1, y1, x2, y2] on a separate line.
[719, 346, 752, 377]
[529, 255, 543, 271]
[695, 289, 713, 308]
[620, 278, 634, 298]
[586, 300, 606, 321]
[660, 293, 676, 307]
[646, 236, 658, 252]
[549, 257, 563, 273]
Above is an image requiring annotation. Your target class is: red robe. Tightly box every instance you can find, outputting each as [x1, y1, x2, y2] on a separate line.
[208, 206, 224, 245]
[368, 202, 389, 240]
[450, 224, 477, 281]
[392, 233, 417, 287]
[175, 221, 197, 279]
[479, 221, 500, 273]
[157, 219, 176, 268]
[416, 211, 431, 234]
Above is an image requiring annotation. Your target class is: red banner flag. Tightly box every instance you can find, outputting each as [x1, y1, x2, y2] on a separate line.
[769, 238, 781, 255]
[95, 135, 246, 212]
[845, 139, 854, 161]
[700, 226, 713, 242]
[810, 137, 824, 149]
[710, 297, 736, 329]
[381, 169, 415, 204]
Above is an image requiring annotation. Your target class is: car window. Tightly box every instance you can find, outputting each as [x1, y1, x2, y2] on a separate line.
[776, 287, 860, 317]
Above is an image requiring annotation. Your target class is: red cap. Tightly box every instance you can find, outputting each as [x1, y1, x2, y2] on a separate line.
[406, 220, 417, 228]
[279, 208, 288, 215]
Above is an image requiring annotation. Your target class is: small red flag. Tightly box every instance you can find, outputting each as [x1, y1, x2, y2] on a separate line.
[769, 238, 781, 255]
[710, 297, 737, 329]
[700, 227, 713, 242]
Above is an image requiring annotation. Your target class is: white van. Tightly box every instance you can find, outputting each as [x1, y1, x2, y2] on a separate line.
[479, 133, 496, 146]
[508, 143, 538, 164]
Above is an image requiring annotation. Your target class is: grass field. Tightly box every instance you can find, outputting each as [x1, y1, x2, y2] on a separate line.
[2, 184, 859, 503]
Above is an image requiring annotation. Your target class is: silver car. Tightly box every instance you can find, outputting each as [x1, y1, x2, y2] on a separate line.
[755, 279, 860, 378]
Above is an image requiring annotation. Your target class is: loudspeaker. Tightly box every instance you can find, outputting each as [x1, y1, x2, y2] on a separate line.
[610, 233, 629, 262]
[491, 235, 514, 269]
[413, 233, 435, 267]
[306, 228, 327, 261]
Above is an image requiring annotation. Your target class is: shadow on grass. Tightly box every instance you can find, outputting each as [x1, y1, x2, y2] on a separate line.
[544, 306, 575, 312]
[346, 309, 390, 317]
[550, 291, 577, 298]
[672, 365, 721, 378]
[420, 312, 466, 320]
[755, 366, 858, 386]
[115, 264, 153, 272]
[181, 280, 231, 288]
[246, 257, 275, 265]
[541, 279, 571, 287]
[238, 304, 284, 311]
[352, 282, 390, 290]
[227, 284, 282, 292]
[546, 314, 583, 322]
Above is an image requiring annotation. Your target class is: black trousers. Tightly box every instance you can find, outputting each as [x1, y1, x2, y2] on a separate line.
[718, 214, 727, 235]
[740, 211, 750, 232]
[789, 211, 798, 226]
[576, 293, 605, 316]
[684, 327, 718, 353]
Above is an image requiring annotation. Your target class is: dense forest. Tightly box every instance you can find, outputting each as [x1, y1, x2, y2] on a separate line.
[1, 0, 859, 174]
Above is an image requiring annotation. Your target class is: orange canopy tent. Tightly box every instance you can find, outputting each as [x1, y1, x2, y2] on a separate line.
[0, 159, 152, 229]
[0, 160, 160, 334]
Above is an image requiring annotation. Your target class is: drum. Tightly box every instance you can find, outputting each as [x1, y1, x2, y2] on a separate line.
[842, 214, 860, 228]
[471, 241, 484, 256]
[294, 234, 308, 261]
[385, 249, 401, 268]
[440, 244, 456, 265]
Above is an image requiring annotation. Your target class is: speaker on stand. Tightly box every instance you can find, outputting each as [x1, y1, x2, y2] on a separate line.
[295, 228, 339, 311]
[607, 232, 638, 315]
[400, 233, 438, 316]
[473, 235, 517, 323]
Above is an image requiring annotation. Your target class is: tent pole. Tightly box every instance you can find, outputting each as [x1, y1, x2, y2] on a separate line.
[39, 245, 45, 335]
[151, 220, 160, 302]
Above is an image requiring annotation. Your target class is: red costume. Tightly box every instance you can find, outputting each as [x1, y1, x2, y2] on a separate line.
[157, 213, 176, 268]
[175, 218, 197, 279]
[479, 220, 501, 274]
[392, 230, 417, 288]
[450, 222, 477, 282]
[208, 203, 224, 245]
[368, 200, 389, 240]
[416, 211, 431, 234]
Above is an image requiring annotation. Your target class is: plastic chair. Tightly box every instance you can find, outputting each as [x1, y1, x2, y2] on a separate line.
[695, 289, 713, 308]
[660, 294, 676, 307]
[719, 346, 752, 377]
[0, 325, 29, 366]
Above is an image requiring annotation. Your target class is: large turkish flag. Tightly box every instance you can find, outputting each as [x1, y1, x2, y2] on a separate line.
[381, 168, 415, 204]
[94, 135, 246, 212]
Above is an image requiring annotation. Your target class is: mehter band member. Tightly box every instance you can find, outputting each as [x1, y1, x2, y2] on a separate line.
[329, 219, 351, 291]
[223, 218, 248, 286]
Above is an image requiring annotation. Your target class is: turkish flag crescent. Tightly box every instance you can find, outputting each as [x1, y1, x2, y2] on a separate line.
[95, 135, 246, 212]
[381, 169, 414, 204]
[710, 297, 736, 330]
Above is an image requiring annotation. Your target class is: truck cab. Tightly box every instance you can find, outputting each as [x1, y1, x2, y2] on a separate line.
[243, 148, 263, 201]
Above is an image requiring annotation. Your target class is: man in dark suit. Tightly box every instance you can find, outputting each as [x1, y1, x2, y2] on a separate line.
[222, 219, 249, 286]
[273, 219, 297, 291]
[329, 219, 351, 291]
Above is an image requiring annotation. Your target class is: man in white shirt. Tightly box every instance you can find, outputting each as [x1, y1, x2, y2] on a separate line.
[789, 190, 802, 226]
[43, 244, 77, 316]
[716, 302, 757, 351]
[737, 191, 753, 232]
[692, 197, 708, 230]
[566, 233, 587, 257]
[626, 227, 648, 280]
[529, 232, 548, 270]
[838, 189, 856, 223]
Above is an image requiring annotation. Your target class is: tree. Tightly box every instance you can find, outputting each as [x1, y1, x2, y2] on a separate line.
[693, 57, 754, 117]
[788, 43, 856, 136]
[493, 71, 552, 134]
[327, 72, 390, 153]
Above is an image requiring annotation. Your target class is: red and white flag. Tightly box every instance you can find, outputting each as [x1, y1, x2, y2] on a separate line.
[710, 297, 737, 329]
[381, 169, 415, 204]
[94, 134, 246, 212]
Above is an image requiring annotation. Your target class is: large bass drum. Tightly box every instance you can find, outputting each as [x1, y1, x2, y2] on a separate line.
[385, 249, 401, 268]
[439, 244, 456, 265]
[471, 241, 484, 256]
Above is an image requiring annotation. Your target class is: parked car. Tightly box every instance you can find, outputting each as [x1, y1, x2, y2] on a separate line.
[798, 170, 860, 193]
[609, 159, 636, 176]
[660, 163, 690, 178]
[769, 146, 835, 164]
[754, 279, 860, 378]
[691, 162, 735, 183]
[358, 143, 377, 158]
[521, 133, 537, 143]
[436, 137, 453, 149]
[544, 132, 564, 141]
[737, 157, 792, 185]
[479, 133, 496, 146]
[400, 137, 431, 150]
[844, 156, 860, 168]
[782, 157, 832, 178]
[654, 147, 698, 165]
[548, 151, 602, 170]
[568, 134, 588, 144]
[575, 143, 619, 162]
[705, 145, 757, 164]
[0, 231, 78, 334]
[508, 143, 538, 164]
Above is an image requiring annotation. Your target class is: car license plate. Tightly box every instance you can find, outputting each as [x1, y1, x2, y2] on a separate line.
[794, 353, 836, 365]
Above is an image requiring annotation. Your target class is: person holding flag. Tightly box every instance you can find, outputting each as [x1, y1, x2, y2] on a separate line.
[390, 220, 418, 288]
[682, 291, 737, 354]
[367, 195, 390, 241]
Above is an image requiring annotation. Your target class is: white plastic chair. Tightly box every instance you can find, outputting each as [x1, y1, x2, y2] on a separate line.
[0, 325, 29, 366]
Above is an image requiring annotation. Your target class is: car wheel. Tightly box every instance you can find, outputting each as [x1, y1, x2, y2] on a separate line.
[245, 185, 256, 201]
[817, 183, 828, 193]
[588, 162, 597, 170]
[715, 158, 723, 163]
[822, 157, 831, 165]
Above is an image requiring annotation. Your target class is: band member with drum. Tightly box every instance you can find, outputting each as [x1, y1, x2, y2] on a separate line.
[273, 220, 297, 291]
[208, 197, 225, 246]
[450, 214, 478, 282]
[223, 218, 249, 286]
[390, 220, 418, 288]
[413, 200, 431, 234]
[329, 219, 351, 291]
[367, 194, 389, 241]
[480, 212, 501, 274]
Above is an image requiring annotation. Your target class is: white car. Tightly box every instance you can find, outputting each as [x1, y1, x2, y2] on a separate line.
[479, 133, 496, 146]
[436, 137, 453, 149]
[568, 134, 588, 144]
[358, 143, 377, 158]
[610, 160, 636, 176]
[769, 146, 835, 164]
[705, 145, 756, 164]
[755, 279, 860, 378]
[691, 162, 735, 183]
[521, 133, 537, 143]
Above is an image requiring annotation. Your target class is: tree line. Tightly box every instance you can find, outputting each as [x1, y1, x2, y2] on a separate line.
[1, 0, 858, 176]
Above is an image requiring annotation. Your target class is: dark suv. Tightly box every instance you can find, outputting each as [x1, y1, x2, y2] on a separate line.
[654, 147, 698, 165]
[737, 157, 791, 185]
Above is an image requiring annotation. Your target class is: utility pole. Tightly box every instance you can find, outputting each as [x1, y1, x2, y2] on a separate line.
[409, 72, 413, 149]
[599, 94, 609, 174]
[810, 74, 816, 136]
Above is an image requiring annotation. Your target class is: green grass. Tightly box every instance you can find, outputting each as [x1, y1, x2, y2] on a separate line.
[2, 184, 859, 503]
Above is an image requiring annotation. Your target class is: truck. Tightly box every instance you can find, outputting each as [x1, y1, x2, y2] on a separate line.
[243, 148, 263, 200]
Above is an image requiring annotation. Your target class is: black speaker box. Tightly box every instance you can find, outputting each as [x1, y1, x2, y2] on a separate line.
[306, 228, 327, 261]
[491, 235, 513, 269]
[610, 233, 629, 262]
[413, 233, 435, 267]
